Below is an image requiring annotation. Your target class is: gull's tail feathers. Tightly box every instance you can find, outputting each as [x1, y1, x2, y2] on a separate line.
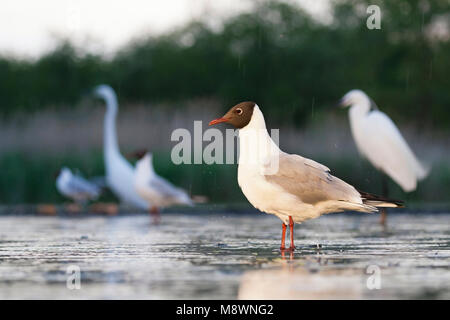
[337, 202, 378, 214]
[416, 160, 431, 182]
[358, 190, 404, 208]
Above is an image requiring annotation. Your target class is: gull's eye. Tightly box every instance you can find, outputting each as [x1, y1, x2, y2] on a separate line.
[236, 108, 243, 115]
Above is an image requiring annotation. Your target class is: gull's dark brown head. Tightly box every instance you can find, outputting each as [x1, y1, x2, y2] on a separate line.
[209, 101, 256, 129]
[127, 149, 148, 160]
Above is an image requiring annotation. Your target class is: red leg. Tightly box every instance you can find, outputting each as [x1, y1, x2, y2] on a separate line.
[380, 208, 387, 226]
[150, 206, 161, 225]
[289, 216, 295, 250]
[280, 247, 295, 261]
[280, 223, 287, 250]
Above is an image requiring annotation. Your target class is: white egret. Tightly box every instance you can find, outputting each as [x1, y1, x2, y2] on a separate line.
[56, 167, 101, 204]
[94, 84, 149, 210]
[130, 150, 193, 223]
[339, 89, 429, 224]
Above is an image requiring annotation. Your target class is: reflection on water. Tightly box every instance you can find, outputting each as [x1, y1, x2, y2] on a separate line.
[0, 213, 448, 299]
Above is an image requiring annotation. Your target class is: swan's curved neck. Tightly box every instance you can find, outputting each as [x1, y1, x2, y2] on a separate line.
[103, 95, 120, 158]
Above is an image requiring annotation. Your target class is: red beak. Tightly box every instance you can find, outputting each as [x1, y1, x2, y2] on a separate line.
[209, 117, 228, 126]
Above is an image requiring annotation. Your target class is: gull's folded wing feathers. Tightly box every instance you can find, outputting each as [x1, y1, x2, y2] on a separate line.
[303, 157, 330, 173]
[68, 175, 100, 196]
[264, 153, 361, 205]
[150, 176, 186, 199]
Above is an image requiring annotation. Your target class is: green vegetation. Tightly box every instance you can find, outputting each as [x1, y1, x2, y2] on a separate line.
[0, 151, 245, 204]
[0, 0, 449, 128]
[1, 151, 449, 205]
[0, 0, 449, 205]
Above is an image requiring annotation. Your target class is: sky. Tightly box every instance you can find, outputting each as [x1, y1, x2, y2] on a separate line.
[0, 0, 329, 58]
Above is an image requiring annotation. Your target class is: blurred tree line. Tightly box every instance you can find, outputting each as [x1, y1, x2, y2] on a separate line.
[0, 0, 449, 128]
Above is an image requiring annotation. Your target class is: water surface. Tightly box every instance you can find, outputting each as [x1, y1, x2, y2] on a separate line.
[0, 213, 448, 299]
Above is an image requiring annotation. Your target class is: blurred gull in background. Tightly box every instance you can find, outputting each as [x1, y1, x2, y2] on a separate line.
[339, 89, 430, 225]
[56, 167, 101, 204]
[94, 84, 150, 210]
[130, 150, 193, 223]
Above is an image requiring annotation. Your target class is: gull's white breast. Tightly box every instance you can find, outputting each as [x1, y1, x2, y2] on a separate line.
[238, 161, 321, 224]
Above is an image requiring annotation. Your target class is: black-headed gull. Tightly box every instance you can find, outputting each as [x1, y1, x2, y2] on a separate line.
[339, 89, 428, 224]
[56, 167, 101, 204]
[130, 150, 193, 223]
[210, 101, 403, 250]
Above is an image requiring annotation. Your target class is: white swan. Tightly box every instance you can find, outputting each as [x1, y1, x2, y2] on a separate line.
[130, 150, 193, 222]
[94, 84, 149, 210]
[56, 167, 101, 204]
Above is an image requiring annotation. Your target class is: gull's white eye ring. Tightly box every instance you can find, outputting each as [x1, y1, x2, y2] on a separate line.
[236, 108, 243, 115]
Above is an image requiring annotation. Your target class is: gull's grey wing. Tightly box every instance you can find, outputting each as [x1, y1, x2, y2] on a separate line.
[264, 153, 361, 205]
[89, 176, 108, 189]
[68, 175, 101, 197]
[149, 175, 187, 199]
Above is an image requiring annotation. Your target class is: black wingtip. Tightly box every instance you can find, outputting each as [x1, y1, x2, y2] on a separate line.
[358, 190, 405, 208]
